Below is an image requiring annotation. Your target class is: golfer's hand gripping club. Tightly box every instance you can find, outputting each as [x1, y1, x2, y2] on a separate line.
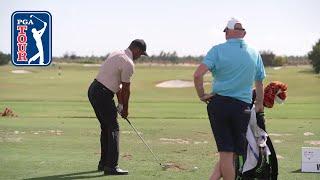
[117, 104, 128, 118]
[117, 104, 123, 114]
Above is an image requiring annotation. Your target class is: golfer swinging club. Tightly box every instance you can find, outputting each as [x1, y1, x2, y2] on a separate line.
[88, 39, 148, 175]
[28, 15, 47, 65]
[193, 18, 266, 180]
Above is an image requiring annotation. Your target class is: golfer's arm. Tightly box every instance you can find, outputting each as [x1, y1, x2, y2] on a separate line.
[121, 82, 131, 111]
[255, 81, 264, 106]
[39, 25, 47, 36]
[116, 89, 123, 105]
[193, 64, 209, 98]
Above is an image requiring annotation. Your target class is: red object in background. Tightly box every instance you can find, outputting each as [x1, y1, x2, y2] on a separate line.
[263, 81, 288, 108]
[0, 107, 18, 117]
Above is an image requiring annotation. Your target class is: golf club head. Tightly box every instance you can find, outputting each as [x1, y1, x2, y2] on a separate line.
[160, 162, 174, 170]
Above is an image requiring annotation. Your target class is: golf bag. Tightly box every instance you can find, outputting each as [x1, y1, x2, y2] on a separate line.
[235, 112, 278, 180]
[235, 90, 279, 180]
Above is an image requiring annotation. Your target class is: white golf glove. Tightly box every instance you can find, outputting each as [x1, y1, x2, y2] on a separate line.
[117, 104, 123, 114]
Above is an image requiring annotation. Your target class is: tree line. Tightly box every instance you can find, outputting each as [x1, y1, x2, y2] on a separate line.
[58, 50, 308, 66]
[1, 39, 320, 73]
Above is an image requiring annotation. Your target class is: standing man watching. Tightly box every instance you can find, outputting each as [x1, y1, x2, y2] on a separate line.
[193, 18, 266, 180]
[88, 39, 148, 175]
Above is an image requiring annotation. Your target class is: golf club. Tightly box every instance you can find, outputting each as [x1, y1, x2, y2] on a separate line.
[122, 117, 172, 169]
[30, 15, 46, 24]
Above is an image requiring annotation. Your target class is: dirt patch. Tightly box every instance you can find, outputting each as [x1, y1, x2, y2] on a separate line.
[305, 140, 320, 145]
[304, 132, 314, 136]
[194, 141, 208, 145]
[162, 162, 187, 171]
[31, 130, 63, 136]
[276, 155, 284, 159]
[83, 64, 101, 67]
[194, 131, 209, 135]
[11, 70, 31, 74]
[0, 136, 22, 143]
[268, 133, 292, 137]
[173, 149, 187, 154]
[121, 153, 133, 160]
[0, 130, 22, 143]
[273, 139, 283, 143]
[121, 131, 142, 135]
[160, 138, 190, 144]
[1, 107, 18, 117]
[160, 137, 208, 145]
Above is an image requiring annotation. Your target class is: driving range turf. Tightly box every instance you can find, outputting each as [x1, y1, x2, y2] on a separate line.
[0, 64, 319, 179]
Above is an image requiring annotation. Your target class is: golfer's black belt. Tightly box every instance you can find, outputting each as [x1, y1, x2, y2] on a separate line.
[93, 79, 114, 96]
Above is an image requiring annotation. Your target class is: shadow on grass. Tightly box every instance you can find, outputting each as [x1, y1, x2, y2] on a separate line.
[291, 169, 318, 174]
[24, 115, 208, 119]
[297, 69, 316, 74]
[24, 170, 104, 180]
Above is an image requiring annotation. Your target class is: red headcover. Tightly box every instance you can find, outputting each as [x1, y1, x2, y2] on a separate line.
[263, 81, 288, 108]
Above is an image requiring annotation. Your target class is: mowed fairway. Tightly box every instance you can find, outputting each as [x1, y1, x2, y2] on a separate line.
[0, 63, 319, 180]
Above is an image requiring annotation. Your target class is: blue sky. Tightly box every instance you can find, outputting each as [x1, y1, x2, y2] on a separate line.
[1, 0, 319, 57]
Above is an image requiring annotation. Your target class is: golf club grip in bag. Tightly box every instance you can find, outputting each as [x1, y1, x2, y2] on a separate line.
[235, 112, 278, 180]
[256, 112, 278, 180]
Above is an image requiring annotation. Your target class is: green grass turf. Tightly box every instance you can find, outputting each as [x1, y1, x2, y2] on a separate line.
[0, 64, 319, 179]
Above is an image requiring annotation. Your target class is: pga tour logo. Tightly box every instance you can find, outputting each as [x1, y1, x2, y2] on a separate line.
[11, 11, 52, 66]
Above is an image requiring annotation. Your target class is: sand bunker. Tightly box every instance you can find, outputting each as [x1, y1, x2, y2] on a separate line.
[304, 132, 314, 136]
[156, 80, 194, 88]
[273, 67, 282, 70]
[11, 70, 31, 74]
[156, 80, 210, 88]
[83, 64, 101, 67]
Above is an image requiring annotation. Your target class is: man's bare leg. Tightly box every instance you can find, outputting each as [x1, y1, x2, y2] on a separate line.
[219, 152, 235, 180]
[210, 160, 222, 180]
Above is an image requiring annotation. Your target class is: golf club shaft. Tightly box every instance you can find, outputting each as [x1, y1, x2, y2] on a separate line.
[124, 117, 162, 165]
[31, 15, 45, 24]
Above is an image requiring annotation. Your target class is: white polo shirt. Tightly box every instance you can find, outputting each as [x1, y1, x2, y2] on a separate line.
[96, 48, 134, 93]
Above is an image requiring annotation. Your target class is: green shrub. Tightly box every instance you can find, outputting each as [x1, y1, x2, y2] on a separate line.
[0, 52, 10, 65]
[308, 39, 320, 73]
[273, 56, 287, 66]
[260, 50, 275, 66]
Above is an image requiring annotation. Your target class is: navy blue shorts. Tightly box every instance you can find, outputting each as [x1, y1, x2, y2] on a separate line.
[207, 94, 251, 155]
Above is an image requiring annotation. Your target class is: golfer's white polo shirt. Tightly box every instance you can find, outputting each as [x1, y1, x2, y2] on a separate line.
[96, 48, 134, 93]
